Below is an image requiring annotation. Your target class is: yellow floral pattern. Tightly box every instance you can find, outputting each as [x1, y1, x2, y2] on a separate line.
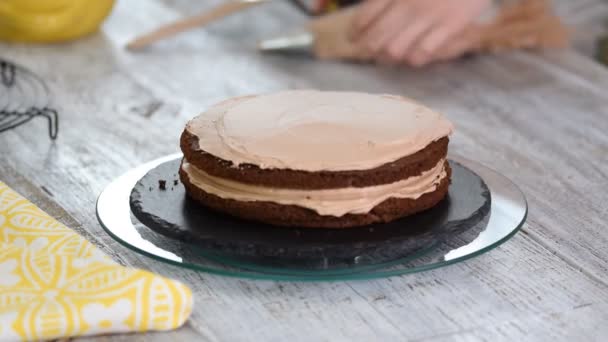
[0, 182, 193, 341]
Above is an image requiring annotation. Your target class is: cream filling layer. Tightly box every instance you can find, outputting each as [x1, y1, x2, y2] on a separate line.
[182, 159, 448, 217]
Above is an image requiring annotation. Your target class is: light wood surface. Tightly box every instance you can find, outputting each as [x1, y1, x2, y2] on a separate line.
[1, 0, 608, 341]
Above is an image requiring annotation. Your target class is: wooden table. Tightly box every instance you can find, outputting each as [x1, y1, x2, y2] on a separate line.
[2, 0, 608, 340]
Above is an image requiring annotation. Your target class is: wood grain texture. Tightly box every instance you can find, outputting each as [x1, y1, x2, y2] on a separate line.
[2, 0, 608, 341]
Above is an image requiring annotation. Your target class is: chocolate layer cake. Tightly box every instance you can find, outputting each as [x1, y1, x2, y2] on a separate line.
[179, 90, 454, 228]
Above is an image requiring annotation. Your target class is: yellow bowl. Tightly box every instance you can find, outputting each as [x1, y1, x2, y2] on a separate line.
[0, 0, 116, 43]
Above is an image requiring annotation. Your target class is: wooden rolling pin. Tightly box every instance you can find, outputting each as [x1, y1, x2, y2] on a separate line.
[127, 0, 271, 51]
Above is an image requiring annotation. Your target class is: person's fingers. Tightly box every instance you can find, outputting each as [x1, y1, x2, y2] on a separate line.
[358, 1, 410, 54]
[405, 28, 453, 66]
[405, 7, 481, 66]
[384, 16, 437, 63]
[405, 25, 479, 67]
[351, 0, 493, 66]
[351, 0, 395, 39]
[407, 50, 433, 67]
[388, 28, 478, 65]
[433, 30, 480, 62]
[417, 20, 462, 57]
[418, 0, 488, 53]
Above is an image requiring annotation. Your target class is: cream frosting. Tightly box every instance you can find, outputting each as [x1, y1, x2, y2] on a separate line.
[181, 159, 448, 217]
[186, 90, 453, 172]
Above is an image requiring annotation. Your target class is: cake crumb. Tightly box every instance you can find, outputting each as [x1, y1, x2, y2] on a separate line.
[174, 180, 179, 185]
[158, 180, 166, 190]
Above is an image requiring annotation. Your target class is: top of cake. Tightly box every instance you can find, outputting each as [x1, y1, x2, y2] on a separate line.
[185, 90, 453, 172]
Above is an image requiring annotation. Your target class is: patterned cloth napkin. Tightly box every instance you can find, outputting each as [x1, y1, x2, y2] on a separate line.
[0, 181, 193, 341]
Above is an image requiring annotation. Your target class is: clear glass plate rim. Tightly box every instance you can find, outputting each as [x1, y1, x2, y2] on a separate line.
[96, 154, 528, 281]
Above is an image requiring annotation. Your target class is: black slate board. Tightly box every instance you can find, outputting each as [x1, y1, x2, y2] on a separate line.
[130, 160, 491, 268]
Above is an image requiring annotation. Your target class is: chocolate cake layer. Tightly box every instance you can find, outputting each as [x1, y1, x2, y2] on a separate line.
[181, 130, 448, 190]
[179, 160, 451, 228]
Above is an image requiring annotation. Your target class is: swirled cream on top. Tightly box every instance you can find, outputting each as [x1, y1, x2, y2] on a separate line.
[185, 90, 453, 172]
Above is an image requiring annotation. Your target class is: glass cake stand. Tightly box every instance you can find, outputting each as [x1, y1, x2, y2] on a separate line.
[96, 154, 527, 281]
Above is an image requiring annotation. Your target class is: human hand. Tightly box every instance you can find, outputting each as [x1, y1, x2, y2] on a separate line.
[350, 0, 492, 66]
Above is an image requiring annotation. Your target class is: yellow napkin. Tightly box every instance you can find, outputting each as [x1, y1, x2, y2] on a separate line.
[0, 181, 193, 341]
